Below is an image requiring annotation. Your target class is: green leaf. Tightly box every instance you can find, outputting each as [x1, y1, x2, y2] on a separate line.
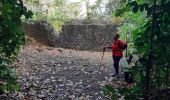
[0, 0, 32, 93]
[104, 85, 115, 93]
[140, 5, 144, 12]
[25, 10, 33, 19]
[132, 5, 138, 13]
[2, 4, 12, 13]
[143, 3, 149, 11]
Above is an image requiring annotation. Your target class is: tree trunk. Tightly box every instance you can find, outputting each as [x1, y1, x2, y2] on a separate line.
[143, 0, 157, 99]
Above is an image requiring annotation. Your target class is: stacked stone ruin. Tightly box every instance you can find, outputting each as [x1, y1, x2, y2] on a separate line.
[22, 20, 117, 51]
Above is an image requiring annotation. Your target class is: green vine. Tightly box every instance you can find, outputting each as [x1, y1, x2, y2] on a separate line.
[0, 0, 32, 93]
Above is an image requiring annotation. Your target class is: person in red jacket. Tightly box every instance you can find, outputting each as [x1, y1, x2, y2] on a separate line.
[104, 32, 127, 77]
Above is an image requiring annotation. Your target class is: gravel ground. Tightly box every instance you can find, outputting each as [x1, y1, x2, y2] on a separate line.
[0, 45, 120, 100]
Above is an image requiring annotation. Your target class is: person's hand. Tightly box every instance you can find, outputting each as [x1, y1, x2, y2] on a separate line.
[124, 39, 129, 43]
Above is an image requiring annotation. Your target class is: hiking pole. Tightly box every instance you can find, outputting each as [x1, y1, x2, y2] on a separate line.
[99, 47, 105, 67]
[125, 33, 128, 59]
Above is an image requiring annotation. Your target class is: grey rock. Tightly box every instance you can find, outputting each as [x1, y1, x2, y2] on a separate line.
[44, 79, 51, 84]
[57, 63, 61, 67]
[47, 47, 54, 50]
[37, 48, 43, 52]
[58, 48, 64, 52]
[59, 84, 65, 87]
[38, 94, 46, 98]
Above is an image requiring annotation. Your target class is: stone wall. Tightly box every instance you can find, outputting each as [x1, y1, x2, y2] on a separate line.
[57, 24, 116, 51]
[22, 21, 117, 51]
[22, 21, 58, 47]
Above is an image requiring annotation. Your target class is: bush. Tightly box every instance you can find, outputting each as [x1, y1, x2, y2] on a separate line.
[0, 0, 32, 93]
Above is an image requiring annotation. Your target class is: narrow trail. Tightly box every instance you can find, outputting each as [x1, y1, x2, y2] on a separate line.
[9, 45, 119, 100]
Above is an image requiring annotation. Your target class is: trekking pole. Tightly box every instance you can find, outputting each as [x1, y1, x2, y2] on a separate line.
[125, 33, 128, 59]
[99, 47, 105, 67]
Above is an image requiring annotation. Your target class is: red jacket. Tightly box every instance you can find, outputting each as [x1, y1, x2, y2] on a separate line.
[112, 39, 126, 56]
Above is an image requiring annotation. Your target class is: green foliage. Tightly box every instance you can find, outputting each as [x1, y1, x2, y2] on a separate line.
[87, 0, 126, 20]
[102, 0, 170, 99]
[118, 11, 148, 54]
[0, 0, 32, 92]
[23, 0, 83, 31]
[50, 20, 64, 32]
[101, 85, 117, 100]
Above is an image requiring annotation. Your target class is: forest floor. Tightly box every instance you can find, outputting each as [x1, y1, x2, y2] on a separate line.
[2, 42, 127, 100]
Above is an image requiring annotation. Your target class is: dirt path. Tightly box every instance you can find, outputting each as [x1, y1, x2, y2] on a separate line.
[10, 45, 117, 100]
